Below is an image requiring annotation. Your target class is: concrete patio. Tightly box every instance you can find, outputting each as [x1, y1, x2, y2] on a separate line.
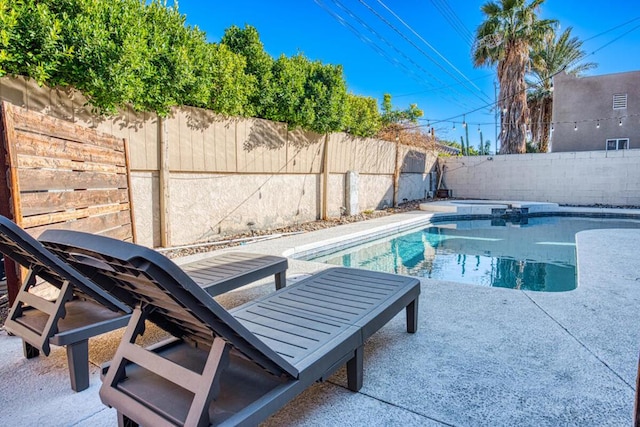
[0, 209, 638, 426]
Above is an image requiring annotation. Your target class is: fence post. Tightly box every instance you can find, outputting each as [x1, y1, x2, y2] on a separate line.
[393, 138, 401, 207]
[158, 115, 171, 247]
[0, 102, 19, 305]
[321, 133, 329, 220]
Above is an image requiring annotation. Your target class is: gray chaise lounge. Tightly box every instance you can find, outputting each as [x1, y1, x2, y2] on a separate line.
[40, 229, 421, 426]
[0, 216, 287, 392]
[0, 216, 132, 392]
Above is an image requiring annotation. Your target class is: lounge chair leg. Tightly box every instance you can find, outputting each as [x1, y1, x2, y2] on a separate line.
[23, 341, 40, 359]
[406, 298, 418, 333]
[184, 337, 230, 427]
[67, 339, 90, 392]
[275, 271, 286, 290]
[118, 412, 139, 427]
[346, 346, 364, 392]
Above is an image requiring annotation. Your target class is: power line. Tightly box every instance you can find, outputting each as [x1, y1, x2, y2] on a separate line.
[583, 16, 640, 42]
[590, 22, 640, 55]
[417, 14, 640, 133]
[394, 72, 494, 97]
[329, 0, 481, 111]
[357, 0, 493, 107]
[313, 0, 424, 83]
[329, 0, 450, 91]
[413, 65, 570, 130]
[315, 0, 475, 111]
[375, 0, 492, 103]
[429, 0, 475, 46]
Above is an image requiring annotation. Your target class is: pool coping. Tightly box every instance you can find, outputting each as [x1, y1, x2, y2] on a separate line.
[419, 199, 561, 215]
[281, 205, 640, 262]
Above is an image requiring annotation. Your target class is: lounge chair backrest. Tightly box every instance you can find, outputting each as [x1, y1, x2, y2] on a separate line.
[39, 229, 299, 379]
[0, 215, 128, 313]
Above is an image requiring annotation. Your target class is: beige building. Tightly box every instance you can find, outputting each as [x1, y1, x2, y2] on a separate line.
[551, 70, 640, 152]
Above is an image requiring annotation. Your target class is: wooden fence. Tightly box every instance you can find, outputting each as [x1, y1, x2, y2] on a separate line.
[0, 76, 438, 247]
[0, 101, 135, 303]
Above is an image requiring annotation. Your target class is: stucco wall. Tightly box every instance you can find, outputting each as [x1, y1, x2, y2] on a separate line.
[552, 71, 640, 152]
[130, 171, 434, 247]
[399, 173, 435, 203]
[165, 174, 322, 246]
[359, 175, 394, 211]
[441, 150, 640, 206]
[130, 172, 160, 247]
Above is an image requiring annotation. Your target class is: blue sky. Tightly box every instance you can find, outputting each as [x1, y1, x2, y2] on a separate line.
[174, 0, 640, 147]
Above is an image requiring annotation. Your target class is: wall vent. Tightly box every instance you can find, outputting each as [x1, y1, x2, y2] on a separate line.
[613, 93, 627, 109]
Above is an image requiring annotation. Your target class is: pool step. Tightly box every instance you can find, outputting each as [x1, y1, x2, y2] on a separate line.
[491, 206, 530, 218]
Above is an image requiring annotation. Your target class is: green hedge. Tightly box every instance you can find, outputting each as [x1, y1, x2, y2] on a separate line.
[1, 0, 418, 136]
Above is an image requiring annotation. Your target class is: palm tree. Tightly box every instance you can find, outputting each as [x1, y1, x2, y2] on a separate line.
[472, 0, 556, 154]
[527, 27, 597, 152]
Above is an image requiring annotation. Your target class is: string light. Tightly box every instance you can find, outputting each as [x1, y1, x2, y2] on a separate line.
[417, 113, 639, 134]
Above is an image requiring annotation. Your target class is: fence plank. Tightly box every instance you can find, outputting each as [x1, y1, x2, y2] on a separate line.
[21, 203, 131, 229]
[20, 189, 130, 216]
[26, 210, 134, 240]
[17, 154, 125, 174]
[18, 169, 127, 192]
[12, 107, 124, 151]
[15, 131, 125, 165]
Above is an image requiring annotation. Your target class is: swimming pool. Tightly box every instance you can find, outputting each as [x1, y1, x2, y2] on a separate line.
[308, 216, 640, 292]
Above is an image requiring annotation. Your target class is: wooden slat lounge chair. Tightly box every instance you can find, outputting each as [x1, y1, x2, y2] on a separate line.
[0, 216, 288, 392]
[0, 216, 132, 392]
[40, 229, 421, 426]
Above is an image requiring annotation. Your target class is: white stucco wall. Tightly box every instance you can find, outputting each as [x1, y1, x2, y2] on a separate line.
[359, 175, 395, 210]
[398, 173, 434, 202]
[441, 150, 640, 206]
[128, 172, 160, 247]
[134, 171, 430, 247]
[166, 173, 322, 246]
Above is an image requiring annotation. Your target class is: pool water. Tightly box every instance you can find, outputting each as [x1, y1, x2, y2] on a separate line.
[309, 216, 640, 292]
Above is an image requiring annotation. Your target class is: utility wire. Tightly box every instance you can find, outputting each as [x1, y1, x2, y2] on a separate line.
[358, 0, 493, 107]
[418, 16, 640, 130]
[330, 0, 448, 91]
[329, 0, 477, 110]
[313, 0, 424, 85]
[590, 22, 640, 55]
[583, 16, 640, 42]
[429, 0, 475, 46]
[316, 0, 474, 111]
[375, 0, 493, 103]
[394, 72, 494, 97]
[415, 66, 569, 129]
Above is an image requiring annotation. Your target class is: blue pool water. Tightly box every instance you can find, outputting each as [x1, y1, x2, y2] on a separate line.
[309, 216, 640, 292]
